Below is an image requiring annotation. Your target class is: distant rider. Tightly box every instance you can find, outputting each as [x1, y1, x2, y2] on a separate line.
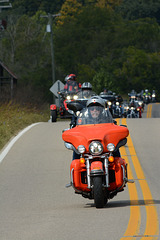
[77, 82, 94, 99]
[64, 74, 81, 92]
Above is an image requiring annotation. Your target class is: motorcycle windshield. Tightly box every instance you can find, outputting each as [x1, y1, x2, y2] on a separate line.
[76, 90, 97, 100]
[76, 106, 113, 125]
[100, 95, 115, 102]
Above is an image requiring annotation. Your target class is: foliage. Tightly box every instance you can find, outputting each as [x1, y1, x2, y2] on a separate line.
[12, 0, 65, 16]
[0, 10, 53, 102]
[114, 47, 160, 92]
[1, 0, 160, 101]
[95, 0, 122, 9]
[115, 0, 160, 23]
[55, 6, 123, 83]
[55, 5, 160, 94]
[57, 0, 83, 25]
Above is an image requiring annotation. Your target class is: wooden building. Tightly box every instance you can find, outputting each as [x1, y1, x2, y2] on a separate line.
[0, 61, 17, 100]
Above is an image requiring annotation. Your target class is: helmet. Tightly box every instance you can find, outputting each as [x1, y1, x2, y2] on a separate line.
[65, 75, 69, 82]
[67, 74, 76, 81]
[86, 96, 105, 108]
[81, 82, 92, 90]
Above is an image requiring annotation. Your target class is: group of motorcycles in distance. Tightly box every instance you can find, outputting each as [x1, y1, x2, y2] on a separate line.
[100, 88, 156, 119]
[50, 82, 156, 122]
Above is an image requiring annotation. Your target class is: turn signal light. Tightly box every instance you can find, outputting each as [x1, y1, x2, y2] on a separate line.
[80, 158, 85, 164]
[108, 156, 114, 163]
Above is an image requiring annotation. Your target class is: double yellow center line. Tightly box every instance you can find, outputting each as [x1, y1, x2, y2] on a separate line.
[120, 118, 159, 240]
[147, 104, 152, 118]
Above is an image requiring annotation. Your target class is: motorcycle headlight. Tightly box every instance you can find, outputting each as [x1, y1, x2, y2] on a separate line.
[131, 107, 135, 110]
[108, 101, 112, 106]
[89, 141, 103, 155]
[152, 94, 155, 97]
[73, 95, 78, 100]
[66, 95, 71, 100]
[107, 143, 115, 152]
[77, 145, 85, 154]
[116, 102, 119, 106]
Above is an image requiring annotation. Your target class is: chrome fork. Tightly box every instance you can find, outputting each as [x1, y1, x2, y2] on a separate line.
[86, 158, 91, 189]
[104, 156, 109, 187]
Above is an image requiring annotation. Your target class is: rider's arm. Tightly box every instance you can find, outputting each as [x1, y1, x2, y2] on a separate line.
[64, 83, 68, 91]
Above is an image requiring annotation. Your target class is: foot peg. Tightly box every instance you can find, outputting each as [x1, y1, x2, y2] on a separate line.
[65, 183, 72, 188]
[127, 179, 135, 183]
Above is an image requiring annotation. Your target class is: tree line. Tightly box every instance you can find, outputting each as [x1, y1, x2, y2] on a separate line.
[0, 0, 160, 103]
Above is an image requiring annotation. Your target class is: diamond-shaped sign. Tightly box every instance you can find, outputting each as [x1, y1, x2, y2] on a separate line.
[50, 80, 64, 97]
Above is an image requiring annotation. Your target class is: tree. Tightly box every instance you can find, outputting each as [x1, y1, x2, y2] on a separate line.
[57, 0, 82, 25]
[1, 1, 160, 102]
[115, 47, 160, 92]
[116, 0, 160, 23]
[11, 0, 64, 16]
[0, 10, 53, 102]
[92, 70, 116, 93]
[95, 0, 122, 10]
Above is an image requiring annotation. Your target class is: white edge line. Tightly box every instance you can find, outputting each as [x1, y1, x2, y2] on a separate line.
[0, 122, 41, 163]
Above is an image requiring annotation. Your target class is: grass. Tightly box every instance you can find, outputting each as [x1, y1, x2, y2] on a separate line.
[0, 102, 50, 151]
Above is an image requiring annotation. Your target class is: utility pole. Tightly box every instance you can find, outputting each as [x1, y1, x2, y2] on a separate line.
[40, 13, 60, 104]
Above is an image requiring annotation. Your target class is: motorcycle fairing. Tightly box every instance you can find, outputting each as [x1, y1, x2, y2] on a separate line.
[62, 123, 129, 153]
[108, 157, 126, 191]
[70, 157, 126, 193]
[70, 160, 90, 192]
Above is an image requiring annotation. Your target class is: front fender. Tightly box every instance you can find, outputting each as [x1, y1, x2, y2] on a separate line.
[50, 104, 57, 110]
[90, 161, 104, 176]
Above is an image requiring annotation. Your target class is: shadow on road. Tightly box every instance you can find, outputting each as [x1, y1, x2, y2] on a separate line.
[84, 199, 160, 208]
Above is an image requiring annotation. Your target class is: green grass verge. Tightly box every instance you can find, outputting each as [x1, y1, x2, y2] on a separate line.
[0, 102, 50, 151]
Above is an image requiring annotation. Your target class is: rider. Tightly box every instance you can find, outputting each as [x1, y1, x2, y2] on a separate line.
[81, 82, 92, 91]
[69, 82, 94, 128]
[64, 74, 81, 92]
[143, 89, 151, 97]
[72, 96, 120, 159]
[82, 95, 112, 124]
[100, 88, 108, 95]
[143, 89, 151, 103]
[78, 82, 93, 99]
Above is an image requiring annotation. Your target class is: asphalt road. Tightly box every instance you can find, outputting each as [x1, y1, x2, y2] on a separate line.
[0, 103, 159, 240]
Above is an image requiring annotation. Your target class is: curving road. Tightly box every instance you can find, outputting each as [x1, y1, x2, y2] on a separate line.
[0, 103, 159, 240]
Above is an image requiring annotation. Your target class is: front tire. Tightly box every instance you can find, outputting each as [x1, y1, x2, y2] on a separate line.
[93, 176, 105, 208]
[51, 110, 57, 122]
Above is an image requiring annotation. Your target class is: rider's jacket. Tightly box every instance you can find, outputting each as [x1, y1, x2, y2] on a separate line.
[64, 80, 81, 92]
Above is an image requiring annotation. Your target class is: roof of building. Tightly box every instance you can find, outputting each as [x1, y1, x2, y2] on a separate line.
[0, 60, 17, 80]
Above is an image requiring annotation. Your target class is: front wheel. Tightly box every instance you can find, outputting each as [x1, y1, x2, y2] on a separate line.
[93, 176, 105, 208]
[51, 110, 57, 122]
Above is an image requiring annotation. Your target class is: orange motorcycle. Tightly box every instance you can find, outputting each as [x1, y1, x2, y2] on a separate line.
[62, 101, 133, 208]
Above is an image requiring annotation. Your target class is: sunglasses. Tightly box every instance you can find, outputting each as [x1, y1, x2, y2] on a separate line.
[90, 107, 100, 111]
